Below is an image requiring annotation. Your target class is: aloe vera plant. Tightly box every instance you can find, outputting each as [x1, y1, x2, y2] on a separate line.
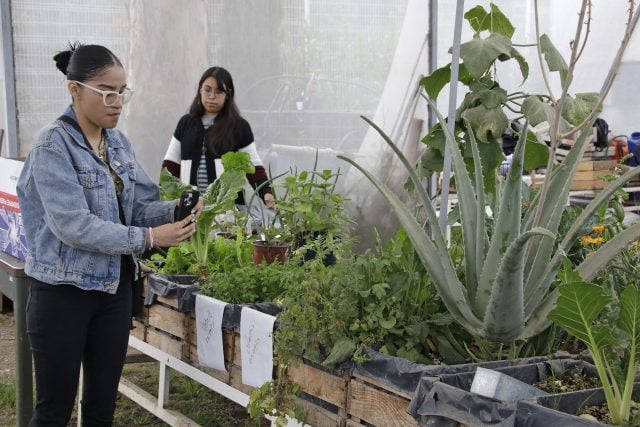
[338, 2, 640, 343]
[549, 260, 640, 425]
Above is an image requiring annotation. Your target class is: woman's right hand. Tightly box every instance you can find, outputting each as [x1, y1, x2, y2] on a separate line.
[151, 219, 197, 247]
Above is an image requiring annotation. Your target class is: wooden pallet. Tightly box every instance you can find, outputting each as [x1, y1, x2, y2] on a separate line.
[347, 373, 417, 426]
[532, 159, 617, 191]
[287, 360, 351, 425]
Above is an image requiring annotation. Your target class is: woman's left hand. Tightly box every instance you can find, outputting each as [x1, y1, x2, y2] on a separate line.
[264, 193, 276, 209]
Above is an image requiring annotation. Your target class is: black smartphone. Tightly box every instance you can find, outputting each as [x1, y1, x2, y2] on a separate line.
[175, 190, 200, 222]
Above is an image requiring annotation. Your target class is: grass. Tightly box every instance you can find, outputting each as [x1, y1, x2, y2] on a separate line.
[0, 363, 267, 427]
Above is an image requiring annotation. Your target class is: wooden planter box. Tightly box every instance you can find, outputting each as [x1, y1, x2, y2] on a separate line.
[347, 372, 418, 426]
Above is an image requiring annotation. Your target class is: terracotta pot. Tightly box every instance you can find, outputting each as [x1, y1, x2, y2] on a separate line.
[252, 240, 289, 265]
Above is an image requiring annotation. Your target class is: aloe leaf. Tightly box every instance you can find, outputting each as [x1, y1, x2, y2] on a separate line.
[360, 115, 448, 255]
[524, 116, 596, 297]
[337, 154, 483, 333]
[467, 122, 487, 305]
[483, 227, 554, 342]
[477, 122, 528, 312]
[427, 97, 484, 305]
[559, 166, 640, 252]
[576, 222, 640, 281]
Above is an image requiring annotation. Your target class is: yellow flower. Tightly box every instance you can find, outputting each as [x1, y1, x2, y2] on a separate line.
[579, 235, 605, 245]
[592, 225, 605, 234]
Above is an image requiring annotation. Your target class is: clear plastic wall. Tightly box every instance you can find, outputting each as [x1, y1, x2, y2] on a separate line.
[3, 0, 639, 248]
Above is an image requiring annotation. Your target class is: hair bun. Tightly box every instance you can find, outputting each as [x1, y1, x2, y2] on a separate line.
[52, 42, 82, 76]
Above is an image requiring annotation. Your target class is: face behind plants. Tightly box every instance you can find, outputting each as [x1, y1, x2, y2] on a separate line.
[200, 76, 227, 115]
[70, 65, 128, 130]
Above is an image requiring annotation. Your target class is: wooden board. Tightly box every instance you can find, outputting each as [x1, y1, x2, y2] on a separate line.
[348, 378, 417, 426]
[577, 160, 616, 171]
[148, 303, 190, 339]
[296, 396, 346, 427]
[288, 362, 349, 410]
[146, 328, 182, 359]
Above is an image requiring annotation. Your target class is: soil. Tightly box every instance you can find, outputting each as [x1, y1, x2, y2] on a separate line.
[535, 371, 601, 394]
[0, 312, 15, 378]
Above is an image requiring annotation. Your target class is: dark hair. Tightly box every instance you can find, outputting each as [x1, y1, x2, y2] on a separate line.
[189, 67, 243, 156]
[53, 42, 123, 82]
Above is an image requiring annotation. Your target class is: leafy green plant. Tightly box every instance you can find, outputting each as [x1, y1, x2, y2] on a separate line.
[247, 368, 304, 426]
[192, 152, 255, 274]
[158, 167, 193, 201]
[549, 260, 640, 425]
[275, 153, 352, 250]
[199, 258, 301, 304]
[338, 2, 640, 344]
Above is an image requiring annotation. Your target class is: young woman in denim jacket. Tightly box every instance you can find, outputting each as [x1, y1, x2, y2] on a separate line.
[162, 66, 276, 209]
[16, 43, 202, 426]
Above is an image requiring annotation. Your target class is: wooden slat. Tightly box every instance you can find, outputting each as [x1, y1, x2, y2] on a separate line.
[296, 397, 346, 427]
[148, 304, 188, 339]
[288, 363, 349, 409]
[229, 365, 255, 395]
[146, 328, 182, 359]
[348, 378, 416, 426]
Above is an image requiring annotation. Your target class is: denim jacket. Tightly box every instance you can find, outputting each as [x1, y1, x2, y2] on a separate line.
[17, 106, 175, 293]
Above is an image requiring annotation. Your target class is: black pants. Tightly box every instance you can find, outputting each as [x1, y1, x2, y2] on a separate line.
[26, 266, 132, 427]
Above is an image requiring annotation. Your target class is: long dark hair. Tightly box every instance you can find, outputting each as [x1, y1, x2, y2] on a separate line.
[189, 67, 243, 156]
[53, 42, 122, 81]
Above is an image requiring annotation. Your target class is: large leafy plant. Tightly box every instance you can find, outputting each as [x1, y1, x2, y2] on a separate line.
[420, 3, 603, 190]
[549, 260, 640, 426]
[192, 151, 255, 272]
[338, 2, 640, 343]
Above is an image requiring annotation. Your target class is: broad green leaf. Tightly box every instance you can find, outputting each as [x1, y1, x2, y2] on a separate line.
[540, 34, 568, 86]
[464, 4, 515, 38]
[562, 93, 601, 126]
[558, 256, 583, 284]
[548, 282, 612, 346]
[508, 47, 529, 84]
[483, 227, 554, 341]
[322, 337, 356, 367]
[421, 123, 446, 150]
[421, 63, 473, 101]
[380, 317, 397, 330]
[460, 33, 512, 78]
[159, 168, 193, 201]
[472, 86, 508, 109]
[523, 135, 549, 171]
[421, 64, 453, 100]
[618, 286, 640, 362]
[521, 95, 554, 127]
[418, 147, 445, 175]
[461, 104, 509, 144]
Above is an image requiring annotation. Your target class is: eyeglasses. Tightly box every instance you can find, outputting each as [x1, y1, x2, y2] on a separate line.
[73, 81, 134, 106]
[201, 87, 226, 98]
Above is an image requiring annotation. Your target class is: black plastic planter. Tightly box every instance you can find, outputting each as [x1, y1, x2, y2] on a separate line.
[516, 382, 640, 426]
[407, 358, 598, 427]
